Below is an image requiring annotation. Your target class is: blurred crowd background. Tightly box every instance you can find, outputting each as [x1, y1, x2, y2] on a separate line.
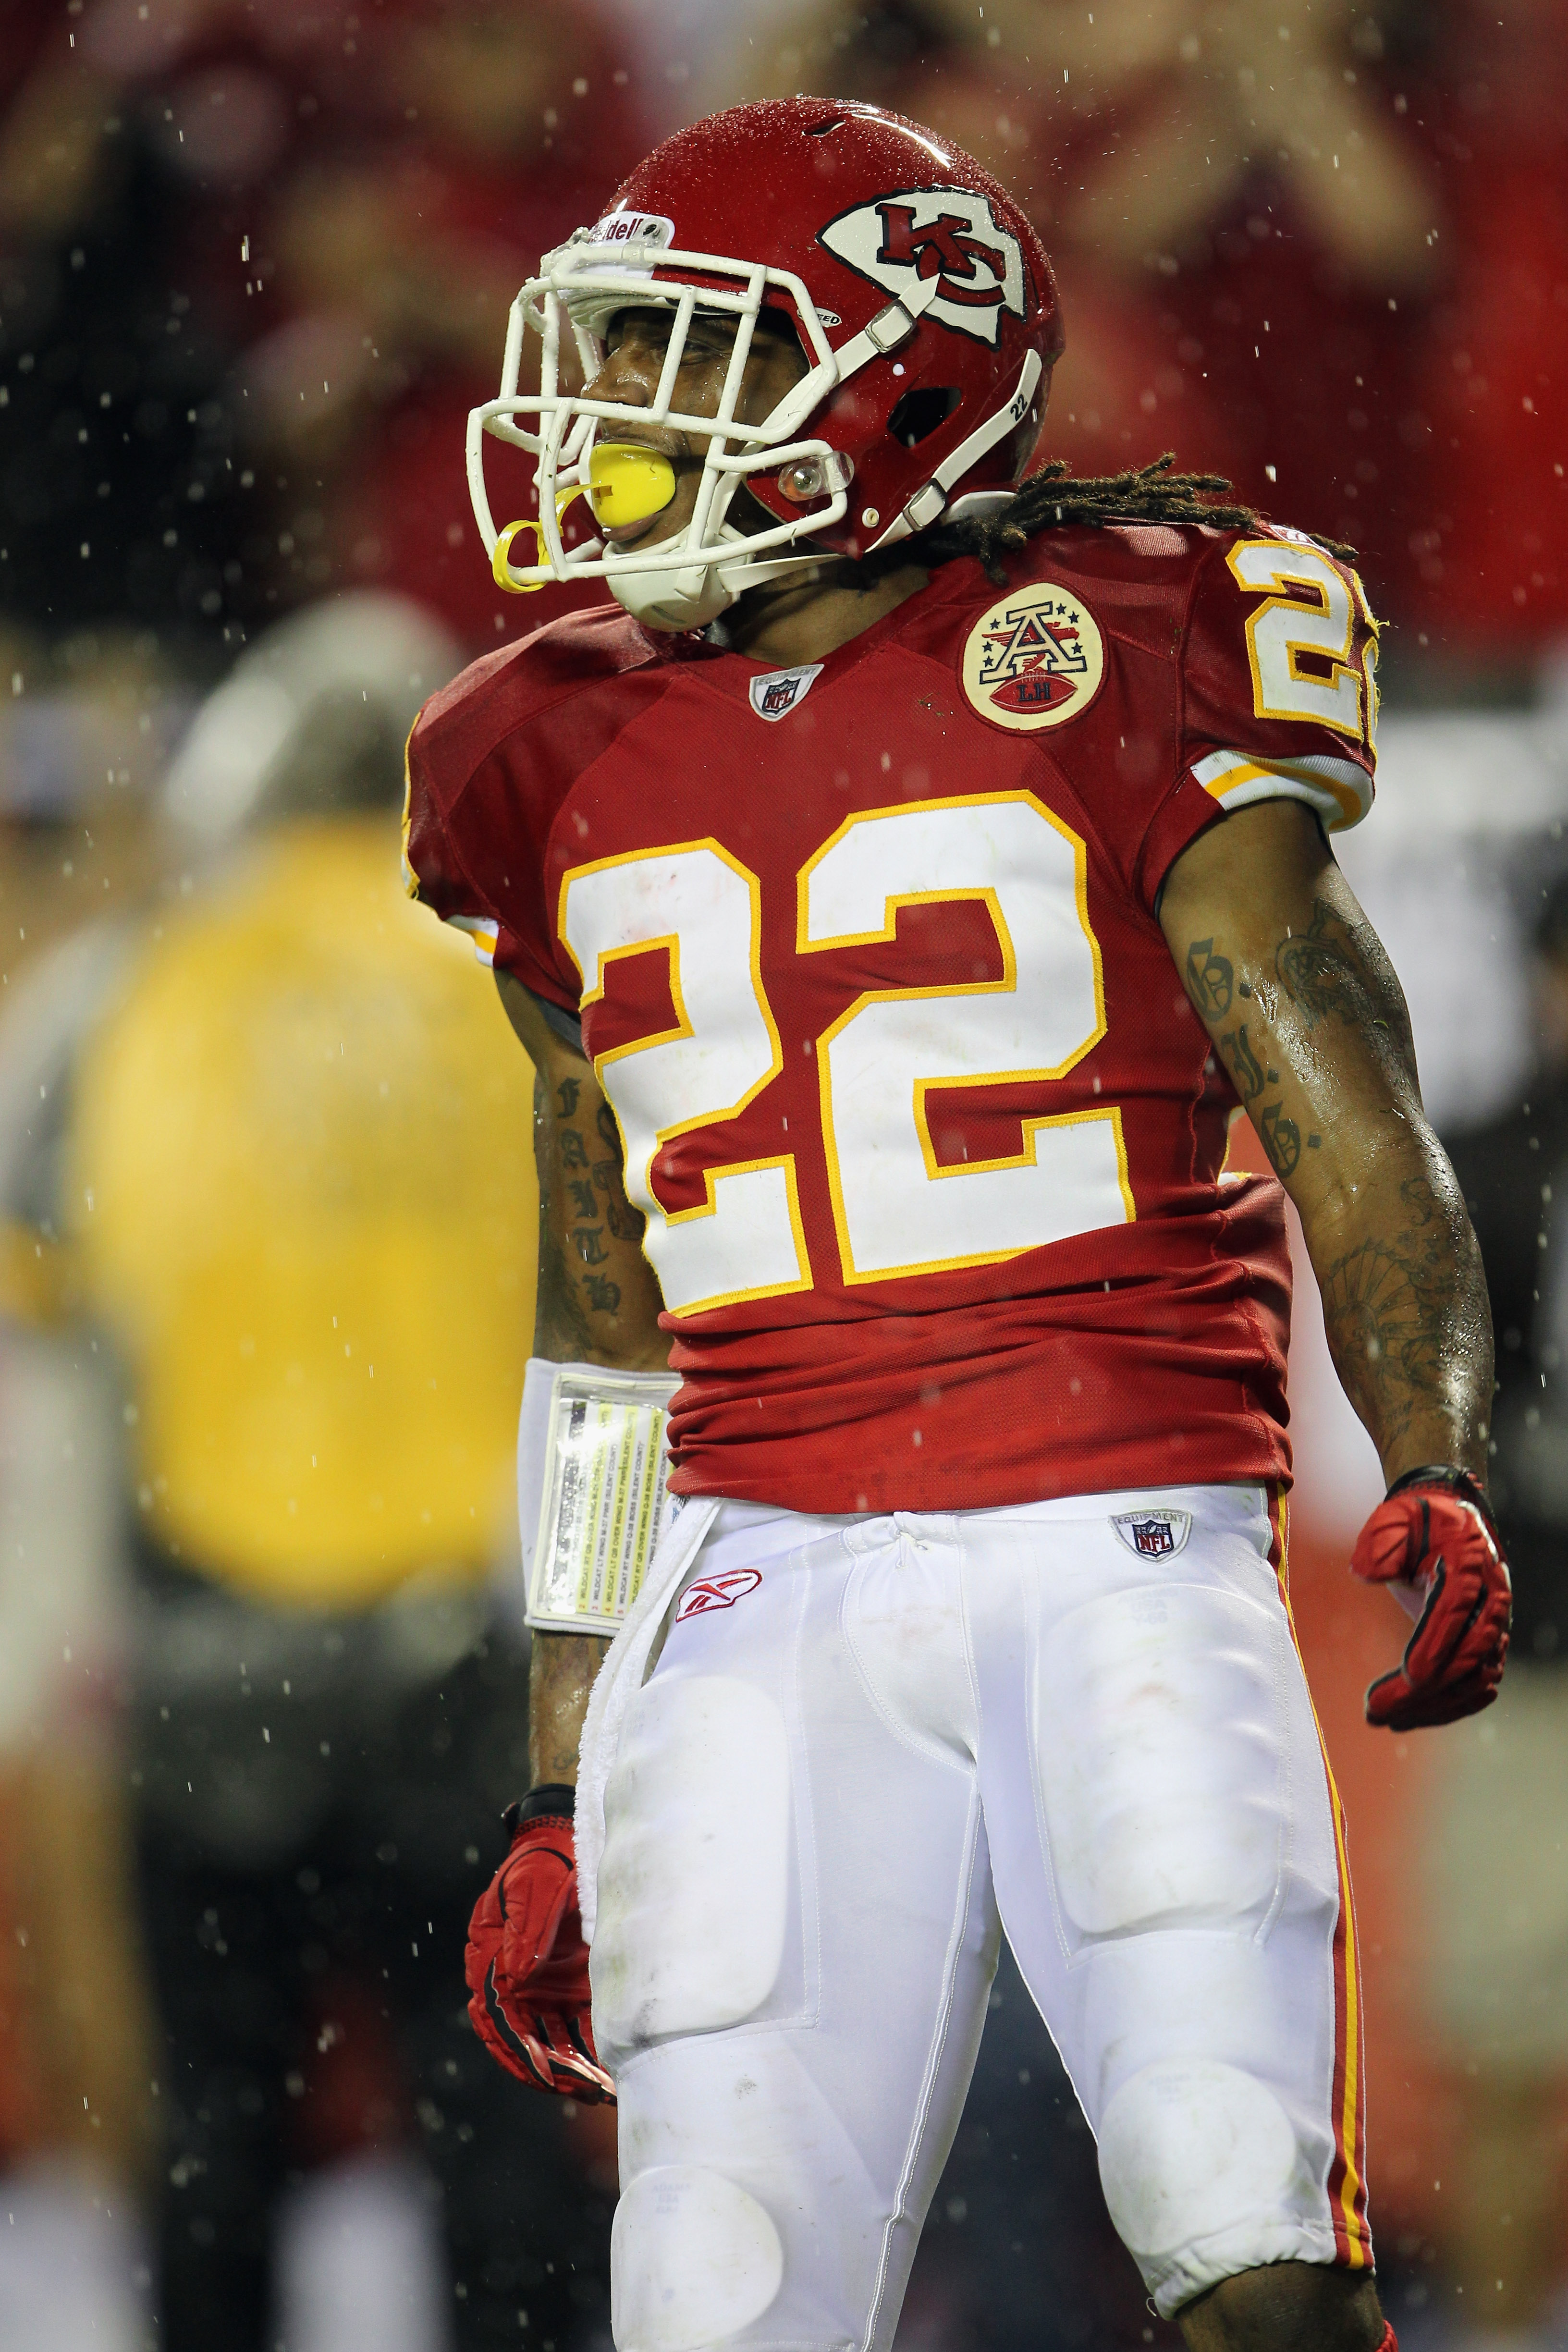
[0, 0, 1564, 2347]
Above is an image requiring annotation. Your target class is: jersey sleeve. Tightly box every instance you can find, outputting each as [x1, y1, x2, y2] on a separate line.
[402, 697, 580, 1016]
[1137, 527, 1379, 907]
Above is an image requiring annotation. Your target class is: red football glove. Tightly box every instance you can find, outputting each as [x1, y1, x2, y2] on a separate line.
[465, 1788, 614, 2103]
[1350, 1467, 1511, 1732]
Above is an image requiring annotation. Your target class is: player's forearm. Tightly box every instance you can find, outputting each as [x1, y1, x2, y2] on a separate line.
[1161, 800, 1494, 1487]
[496, 970, 669, 1370]
[1219, 886, 1492, 1483]
[530, 1047, 668, 1368]
[528, 1629, 609, 1789]
[1293, 1120, 1493, 1485]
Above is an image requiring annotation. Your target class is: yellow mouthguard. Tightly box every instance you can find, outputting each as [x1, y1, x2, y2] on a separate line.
[492, 443, 678, 592]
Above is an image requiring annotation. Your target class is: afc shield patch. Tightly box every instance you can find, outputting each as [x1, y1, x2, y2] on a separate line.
[1110, 1508, 1192, 1561]
[817, 188, 1025, 347]
[960, 582, 1104, 732]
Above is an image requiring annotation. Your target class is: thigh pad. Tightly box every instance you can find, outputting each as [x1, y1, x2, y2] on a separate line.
[1034, 1581, 1290, 1947]
[593, 1673, 792, 2055]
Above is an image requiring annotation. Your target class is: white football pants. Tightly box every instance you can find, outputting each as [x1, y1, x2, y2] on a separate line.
[589, 1485, 1372, 2347]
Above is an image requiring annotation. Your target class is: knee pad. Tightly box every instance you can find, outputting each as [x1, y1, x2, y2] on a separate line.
[612, 2165, 784, 2352]
[1097, 2058, 1300, 2269]
[1034, 1583, 1288, 1941]
[593, 1673, 791, 2052]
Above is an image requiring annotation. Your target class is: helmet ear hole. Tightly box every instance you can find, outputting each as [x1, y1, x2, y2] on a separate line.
[887, 387, 962, 449]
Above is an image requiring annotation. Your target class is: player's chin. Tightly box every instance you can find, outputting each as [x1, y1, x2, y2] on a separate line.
[605, 516, 674, 552]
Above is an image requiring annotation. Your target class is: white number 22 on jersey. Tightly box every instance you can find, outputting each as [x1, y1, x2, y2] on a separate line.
[560, 795, 1132, 1317]
[1226, 538, 1376, 744]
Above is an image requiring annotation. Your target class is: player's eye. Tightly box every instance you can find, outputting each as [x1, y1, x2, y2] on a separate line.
[604, 310, 673, 358]
[681, 318, 732, 358]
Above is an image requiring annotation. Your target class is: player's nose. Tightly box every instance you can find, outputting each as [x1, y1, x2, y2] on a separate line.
[584, 338, 660, 410]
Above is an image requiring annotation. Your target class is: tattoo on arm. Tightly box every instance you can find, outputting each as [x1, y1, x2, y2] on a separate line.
[1258, 1099, 1301, 1178]
[1274, 895, 1416, 1069]
[559, 1103, 645, 1301]
[533, 1060, 651, 1345]
[1217, 1022, 1269, 1103]
[604, 1193, 644, 1241]
[1185, 937, 1234, 1017]
[1166, 830, 1487, 1475]
[1318, 1178, 1448, 1453]
[533, 1065, 595, 1357]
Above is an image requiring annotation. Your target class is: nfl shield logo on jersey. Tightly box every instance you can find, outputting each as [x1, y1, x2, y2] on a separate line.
[960, 582, 1105, 733]
[1110, 1508, 1192, 1560]
[749, 663, 824, 723]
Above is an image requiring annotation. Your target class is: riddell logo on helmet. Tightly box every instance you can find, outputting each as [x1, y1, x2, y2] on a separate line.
[817, 188, 1026, 346]
[590, 208, 676, 251]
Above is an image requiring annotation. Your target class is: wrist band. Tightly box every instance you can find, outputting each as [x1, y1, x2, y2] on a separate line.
[518, 1359, 680, 1635]
[1386, 1463, 1496, 1532]
[503, 1784, 577, 1837]
[1386, 1464, 1486, 1502]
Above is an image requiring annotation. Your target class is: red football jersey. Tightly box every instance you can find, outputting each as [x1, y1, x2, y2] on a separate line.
[405, 522, 1377, 1511]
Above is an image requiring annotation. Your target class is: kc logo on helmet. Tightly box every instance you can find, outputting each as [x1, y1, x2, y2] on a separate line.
[818, 188, 1025, 346]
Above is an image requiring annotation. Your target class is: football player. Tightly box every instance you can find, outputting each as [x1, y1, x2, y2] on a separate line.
[406, 100, 1510, 2352]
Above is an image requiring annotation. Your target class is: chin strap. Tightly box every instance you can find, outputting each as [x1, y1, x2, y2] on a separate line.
[825, 271, 944, 382]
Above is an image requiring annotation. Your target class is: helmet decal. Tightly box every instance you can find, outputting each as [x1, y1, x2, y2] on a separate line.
[818, 189, 1026, 346]
[588, 207, 675, 252]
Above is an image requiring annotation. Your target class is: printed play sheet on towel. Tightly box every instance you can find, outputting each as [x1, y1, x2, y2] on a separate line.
[528, 1369, 680, 1634]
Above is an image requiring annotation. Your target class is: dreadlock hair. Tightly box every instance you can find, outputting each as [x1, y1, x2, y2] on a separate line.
[847, 453, 1356, 587]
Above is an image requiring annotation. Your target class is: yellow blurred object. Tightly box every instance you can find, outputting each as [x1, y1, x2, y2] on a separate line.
[0, 1220, 79, 1328]
[67, 819, 537, 1608]
[493, 441, 677, 592]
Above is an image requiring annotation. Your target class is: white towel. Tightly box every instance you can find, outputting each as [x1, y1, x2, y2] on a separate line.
[575, 1494, 721, 1943]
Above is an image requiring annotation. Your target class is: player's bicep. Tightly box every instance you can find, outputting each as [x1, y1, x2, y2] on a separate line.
[494, 971, 668, 1367]
[1158, 798, 1423, 1198]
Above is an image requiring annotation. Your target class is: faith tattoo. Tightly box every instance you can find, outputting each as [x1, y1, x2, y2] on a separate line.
[1219, 1023, 1267, 1102]
[1185, 937, 1234, 1018]
[1259, 1100, 1301, 1179]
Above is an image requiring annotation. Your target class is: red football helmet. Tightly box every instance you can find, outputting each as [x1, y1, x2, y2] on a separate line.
[467, 98, 1063, 628]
